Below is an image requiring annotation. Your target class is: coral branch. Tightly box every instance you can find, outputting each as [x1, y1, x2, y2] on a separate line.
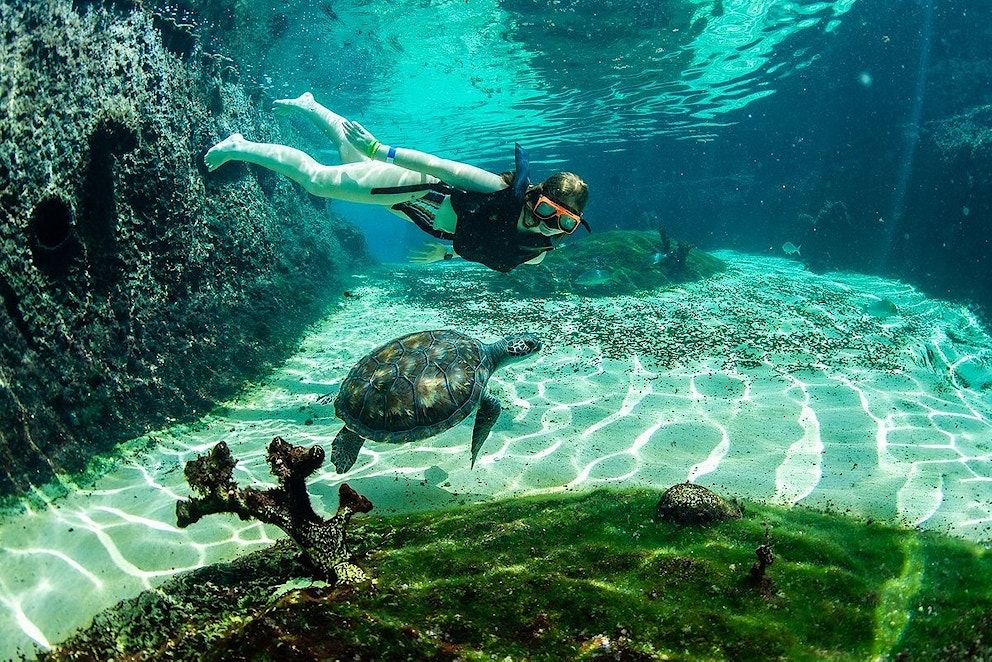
[668, 240, 695, 271]
[176, 437, 373, 583]
[748, 521, 776, 595]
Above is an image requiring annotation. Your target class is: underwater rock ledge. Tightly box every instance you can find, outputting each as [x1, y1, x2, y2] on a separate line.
[490, 230, 726, 299]
[0, 0, 370, 496]
[39, 489, 992, 661]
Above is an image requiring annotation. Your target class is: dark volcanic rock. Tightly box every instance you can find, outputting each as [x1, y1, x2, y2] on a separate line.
[0, 1, 369, 495]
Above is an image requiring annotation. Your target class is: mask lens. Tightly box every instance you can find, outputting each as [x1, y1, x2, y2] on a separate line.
[534, 201, 557, 218]
[559, 214, 579, 232]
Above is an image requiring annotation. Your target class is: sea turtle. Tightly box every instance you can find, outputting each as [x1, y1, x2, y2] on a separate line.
[329, 329, 542, 473]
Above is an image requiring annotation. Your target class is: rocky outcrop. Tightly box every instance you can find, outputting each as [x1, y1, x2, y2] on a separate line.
[926, 105, 992, 159]
[0, 1, 370, 495]
[654, 482, 742, 525]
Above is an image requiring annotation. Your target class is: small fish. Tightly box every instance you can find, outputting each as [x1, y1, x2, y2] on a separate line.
[782, 242, 802, 256]
[650, 252, 669, 265]
[864, 298, 898, 318]
[574, 269, 614, 287]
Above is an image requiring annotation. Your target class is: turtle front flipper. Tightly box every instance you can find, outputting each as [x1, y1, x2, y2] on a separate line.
[470, 391, 501, 468]
[331, 427, 366, 473]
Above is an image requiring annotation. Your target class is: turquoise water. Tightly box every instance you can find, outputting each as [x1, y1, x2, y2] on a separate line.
[4, 0, 992, 657]
[3, 253, 991, 657]
[265, 0, 857, 159]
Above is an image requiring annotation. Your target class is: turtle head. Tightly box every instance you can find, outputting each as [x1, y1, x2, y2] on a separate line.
[501, 333, 542, 363]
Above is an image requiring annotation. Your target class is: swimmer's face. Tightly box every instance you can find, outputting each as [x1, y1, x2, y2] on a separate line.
[520, 208, 566, 236]
[522, 191, 582, 236]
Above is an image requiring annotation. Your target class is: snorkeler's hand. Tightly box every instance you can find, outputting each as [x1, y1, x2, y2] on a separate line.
[342, 120, 381, 159]
[408, 242, 452, 264]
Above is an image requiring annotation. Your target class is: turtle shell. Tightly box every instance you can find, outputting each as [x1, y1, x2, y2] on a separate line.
[334, 330, 492, 444]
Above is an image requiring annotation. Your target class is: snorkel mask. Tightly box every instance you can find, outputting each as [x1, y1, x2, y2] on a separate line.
[531, 194, 587, 235]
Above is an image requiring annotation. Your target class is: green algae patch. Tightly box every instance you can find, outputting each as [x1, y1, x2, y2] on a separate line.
[490, 230, 726, 298]
[41, 489, 992, 661]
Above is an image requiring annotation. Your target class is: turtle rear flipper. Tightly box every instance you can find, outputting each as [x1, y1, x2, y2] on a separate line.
[331, 427, 366, 473]
[470, 392, 501, 468]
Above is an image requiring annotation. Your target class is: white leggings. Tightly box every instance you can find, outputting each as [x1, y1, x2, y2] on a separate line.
[207, 100, 439, 207]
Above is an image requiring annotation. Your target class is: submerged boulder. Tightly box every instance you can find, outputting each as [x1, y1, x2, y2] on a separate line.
[654, 482, 742, 525]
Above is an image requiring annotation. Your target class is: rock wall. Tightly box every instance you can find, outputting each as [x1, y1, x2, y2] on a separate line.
[0, 0, 370, 495]
[901, 105, 992, 315]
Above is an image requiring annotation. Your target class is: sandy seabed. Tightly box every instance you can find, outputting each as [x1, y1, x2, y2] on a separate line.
[1, 250, 990, 658]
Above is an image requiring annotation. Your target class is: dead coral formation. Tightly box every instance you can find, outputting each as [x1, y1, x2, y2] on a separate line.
[666, 238, 695, 273]
[748, 521, 776, 596]
[658, 225, 673, 254]
[654, 482, 742, 525]
[177, 437, 373, 583]
[657, 226, 694, 272]
[0, 0, 369, 496]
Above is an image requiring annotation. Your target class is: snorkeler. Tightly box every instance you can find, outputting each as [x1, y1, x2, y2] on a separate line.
[204, 93, 590, 272]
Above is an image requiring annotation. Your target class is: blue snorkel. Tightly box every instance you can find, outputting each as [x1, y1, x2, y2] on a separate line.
[512, 143, 531, 198]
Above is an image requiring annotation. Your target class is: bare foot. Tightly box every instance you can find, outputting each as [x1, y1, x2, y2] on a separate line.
[204, 133, 246, 171]
[273, 92, 316, 115]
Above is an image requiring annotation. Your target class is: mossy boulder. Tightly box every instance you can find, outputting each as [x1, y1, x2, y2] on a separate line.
[655, 482, 743, 525]
[491, 230, 725, 298]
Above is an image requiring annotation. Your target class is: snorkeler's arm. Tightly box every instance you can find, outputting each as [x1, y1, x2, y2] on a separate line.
[343, 121, 506, 193]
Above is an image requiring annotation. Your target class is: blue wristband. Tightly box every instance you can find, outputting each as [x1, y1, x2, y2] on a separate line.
[386, 146, 397, 163]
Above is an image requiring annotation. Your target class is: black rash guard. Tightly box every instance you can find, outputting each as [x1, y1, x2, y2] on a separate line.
[383, 144, 552, 273]
[449, 185, 552, 273]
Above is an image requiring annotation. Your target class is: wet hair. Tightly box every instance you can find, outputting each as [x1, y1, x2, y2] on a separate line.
[528, 172, 589, 215]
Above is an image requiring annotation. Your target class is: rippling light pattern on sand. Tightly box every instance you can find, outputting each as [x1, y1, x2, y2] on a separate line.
[1, 251, 990, 658]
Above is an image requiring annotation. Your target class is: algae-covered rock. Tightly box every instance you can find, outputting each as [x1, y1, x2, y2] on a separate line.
[39, 489, 992, 661]
[654, 482, 743, 525]
[490, 230, 725, 298]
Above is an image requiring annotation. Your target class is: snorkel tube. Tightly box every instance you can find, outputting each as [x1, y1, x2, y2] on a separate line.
[512, 143, 531, 199]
